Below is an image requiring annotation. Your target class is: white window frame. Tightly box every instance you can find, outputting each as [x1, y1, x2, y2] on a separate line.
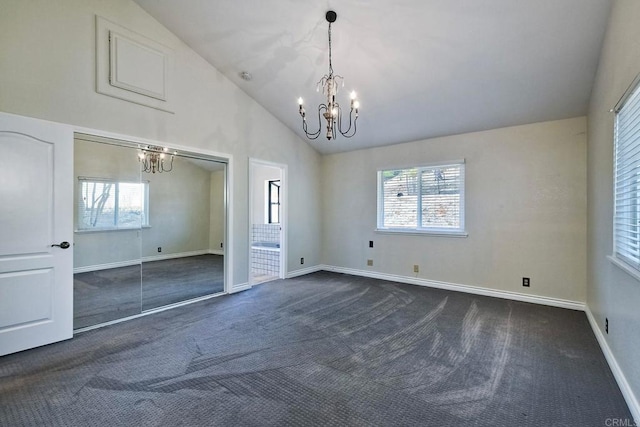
[376, 160, 467, 237]
[611, 73, 640, 278]
[76, 177, 150, 232]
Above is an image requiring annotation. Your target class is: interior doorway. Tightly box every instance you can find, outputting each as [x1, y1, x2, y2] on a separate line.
[249, 159, 286, 285]
[73, 133, 229, 331]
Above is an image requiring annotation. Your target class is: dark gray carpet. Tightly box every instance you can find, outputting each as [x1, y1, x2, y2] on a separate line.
[1, 272, 632, 426]
[73, 254, 224, 329]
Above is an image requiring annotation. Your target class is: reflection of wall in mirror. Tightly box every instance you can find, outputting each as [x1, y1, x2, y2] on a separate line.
[73, 139, 223, 270]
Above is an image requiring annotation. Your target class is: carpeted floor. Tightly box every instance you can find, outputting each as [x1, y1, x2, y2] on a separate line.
[0, 272, 633, 426]
[73, 254, 224, 329]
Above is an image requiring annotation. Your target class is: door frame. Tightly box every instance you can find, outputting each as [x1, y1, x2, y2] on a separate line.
[248, 158, 288, 286]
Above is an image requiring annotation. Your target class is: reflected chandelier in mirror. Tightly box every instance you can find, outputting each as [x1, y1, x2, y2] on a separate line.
[138, 145, 176, 173]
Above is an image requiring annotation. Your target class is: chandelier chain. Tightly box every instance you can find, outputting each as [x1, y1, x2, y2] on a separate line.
[328, 22, 333, 76]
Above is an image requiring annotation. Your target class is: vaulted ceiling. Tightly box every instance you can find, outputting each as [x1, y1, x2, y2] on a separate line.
[133, 0, 612, 154]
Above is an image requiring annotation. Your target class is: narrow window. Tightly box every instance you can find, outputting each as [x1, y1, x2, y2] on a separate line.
[268, 179, 281, 224]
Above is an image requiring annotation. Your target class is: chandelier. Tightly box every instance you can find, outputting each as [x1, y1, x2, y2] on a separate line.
[138, 145, 176, 173]
[297, 10, 359, 140]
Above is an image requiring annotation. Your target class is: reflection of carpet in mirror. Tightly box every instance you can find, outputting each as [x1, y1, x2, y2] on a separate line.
[73, 254, 224, 329]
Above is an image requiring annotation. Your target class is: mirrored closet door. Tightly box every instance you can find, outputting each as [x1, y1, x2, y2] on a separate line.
[73, 136, 226, 330]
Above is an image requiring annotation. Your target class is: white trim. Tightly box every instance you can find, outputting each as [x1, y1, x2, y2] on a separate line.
[375, 229, 469, 238]
[208, 249, 224, 256]
[320, 265, 585, 311]
[585, 306, 640, 424]
[229, 282, 251, 294]
[74, 259, 140, 274]
[142, 250, 210, 263]
[608, 255, 640, 282]
[286, 265, 323, 279]
[248, 158, 287, 286]
[95, 16, 174, 113]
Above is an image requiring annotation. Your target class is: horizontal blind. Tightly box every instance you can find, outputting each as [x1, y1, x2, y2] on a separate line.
[379, 163, 464, 231]
[381, 168, 418, 228]
[420, 165, 461, 229]
[615, 80, 640, 269]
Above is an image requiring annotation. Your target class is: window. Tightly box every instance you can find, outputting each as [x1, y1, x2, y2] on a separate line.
[614, 75, 640, 271]
[268, 180, 281, 224]
[377, 161, 465, 235]
[77, 178, 149, 231]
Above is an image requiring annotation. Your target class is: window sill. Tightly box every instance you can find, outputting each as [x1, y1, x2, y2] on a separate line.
[75, 226, 151, 234]
[375, 228, 468, 238]
[607, 255, 640, 282]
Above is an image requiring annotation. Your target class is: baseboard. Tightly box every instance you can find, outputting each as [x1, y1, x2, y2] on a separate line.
[142, 250, 211, 263]
[208, 249, 224, 256]
[74, 259, 141, 274]
[286, 265, 324, 279]
[74, 250, 219, 273]
[585, 306, 640, 423]
[320, 265, 585, 311]
[230, 282, 251, 293]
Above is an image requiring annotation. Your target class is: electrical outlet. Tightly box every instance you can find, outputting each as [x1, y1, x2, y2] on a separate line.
[606, 317, 609, 334]
[522, 277, 530, 287]
[220, 242, 223, 248]
[367, 259, 373, 266]
[369, 240, 374, 248]
[300, 257, 304, 265]
[157, 247, 162, 253]
[413, 265, 419, 273]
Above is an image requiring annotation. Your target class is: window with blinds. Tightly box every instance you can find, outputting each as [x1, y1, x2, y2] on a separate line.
[77, 178, 149, 231]
[614, 76, 640, 271]
[377, 162, 465, 235]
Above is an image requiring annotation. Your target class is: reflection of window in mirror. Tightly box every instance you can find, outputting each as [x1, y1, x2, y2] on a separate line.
[77, 177, 149, 231]
[268, 179, 280, 224]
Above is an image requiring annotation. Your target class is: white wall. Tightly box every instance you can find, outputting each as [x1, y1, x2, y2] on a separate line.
[587, 0, 640, 413]
[322, 117, 587, 302]
[209, 170, 225, 252]
[0, 0, 322, 283]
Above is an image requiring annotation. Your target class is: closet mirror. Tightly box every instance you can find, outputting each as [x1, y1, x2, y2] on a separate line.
[73, 135, 226, 330]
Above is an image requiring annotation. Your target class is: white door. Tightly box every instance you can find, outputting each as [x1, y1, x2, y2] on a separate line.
[0, 112, 73, 356]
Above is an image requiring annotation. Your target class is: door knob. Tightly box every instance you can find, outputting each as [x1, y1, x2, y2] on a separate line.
[51, 241, 71, 249]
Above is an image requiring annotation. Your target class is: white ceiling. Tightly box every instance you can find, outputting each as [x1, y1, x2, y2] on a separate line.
[133, 0, 612, 155]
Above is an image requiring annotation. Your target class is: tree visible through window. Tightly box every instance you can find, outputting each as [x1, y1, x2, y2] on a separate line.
[77, 178, 149, 230]
[378, 162, 465, 234]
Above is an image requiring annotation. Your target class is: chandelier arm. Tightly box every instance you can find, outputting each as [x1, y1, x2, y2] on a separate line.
[302, 118, 321, 140]
[301, 104, 329, 140]
[337, 105, 358, 138]
[165, 156, 174, 172]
